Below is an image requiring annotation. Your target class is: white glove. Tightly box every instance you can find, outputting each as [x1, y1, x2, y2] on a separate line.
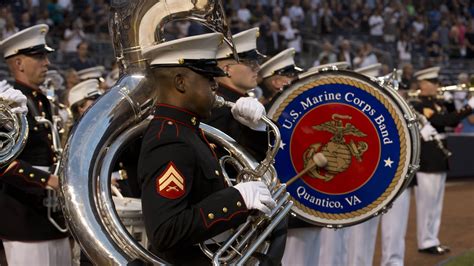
[231, 97, 266, 131]
[467, 97, 474, 109]
[233, 181, 276, 215]
[443, 92, 453, 102]
[420, 123, 437, 141]
[0, 80, 27, 114]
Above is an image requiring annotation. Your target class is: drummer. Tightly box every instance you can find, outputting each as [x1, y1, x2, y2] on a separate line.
[257, 48, 303, 107]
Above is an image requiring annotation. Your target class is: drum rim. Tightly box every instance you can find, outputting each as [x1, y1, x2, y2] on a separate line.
[268, 69, 419, 227]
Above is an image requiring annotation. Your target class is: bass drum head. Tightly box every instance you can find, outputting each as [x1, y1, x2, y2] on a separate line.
[268, 69, 419, 227]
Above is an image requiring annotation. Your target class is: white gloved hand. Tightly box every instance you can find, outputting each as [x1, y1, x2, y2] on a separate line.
[467, 97, 474, 109]
[443, 92, 453, 102]
[231, 97, 266, 131]
[233, 181, 276, 215]
[420, 123, 437, 141]
[0, 80, 27, 114]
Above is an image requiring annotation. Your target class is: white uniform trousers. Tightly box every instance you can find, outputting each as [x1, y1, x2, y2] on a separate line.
[282, 227, 321, 266]
[346, 216, 380, 266]
[414, 172, 446, 249]
[318, 227, 349, 266]
[381, 188, 411, 266]
[3, 237, 72, 266]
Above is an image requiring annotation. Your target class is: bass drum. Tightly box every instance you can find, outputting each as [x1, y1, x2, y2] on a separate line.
[267, 69, 420, 227]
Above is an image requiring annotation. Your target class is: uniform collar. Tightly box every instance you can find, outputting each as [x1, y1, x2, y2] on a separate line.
[14, 80, 44, 97]
[154, 104, 201, 130]
[217, 83, 246, 102]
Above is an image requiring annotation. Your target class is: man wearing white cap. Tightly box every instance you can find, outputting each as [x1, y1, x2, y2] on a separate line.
[205, 27, 287, 264]
[138, 33, 276, 265]
[258, 47, 303, 107]
[0, 24, 71, 265]
[411, 66, 474, 255]
[205, 27, 269, 160]
[67, 79, 102, 122]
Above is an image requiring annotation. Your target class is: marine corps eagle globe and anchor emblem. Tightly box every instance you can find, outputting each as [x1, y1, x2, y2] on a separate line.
[303, 113, 368, 182]
[268, 70, 420, 227]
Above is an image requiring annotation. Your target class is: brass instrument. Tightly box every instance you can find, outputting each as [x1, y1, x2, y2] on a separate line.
[0, 99, 28, 168]
[408, 83, 474, 100]
[200, 96, 293, 265]
[413, 109, 452, 158]
[59, 1, 249, 265]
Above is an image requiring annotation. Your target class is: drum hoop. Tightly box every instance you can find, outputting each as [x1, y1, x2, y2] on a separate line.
[272, 73, 408, 222]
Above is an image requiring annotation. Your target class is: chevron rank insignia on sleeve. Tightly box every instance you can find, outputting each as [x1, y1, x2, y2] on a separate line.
[156, 162, 185, 199]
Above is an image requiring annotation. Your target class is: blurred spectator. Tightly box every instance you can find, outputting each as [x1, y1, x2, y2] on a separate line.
[80, 5, 96, 34]
[465, 22, 474, 58]
[63, 18, 86, 53]
[427, 31, 443, 64]
[2, 14, 18, 40]
[337, 39, 355, 68]
[399, 63, 416, 91]
[47, 0, 65, 25]
[354, 43, 378, 68]
[70, 41, 97, 71]
[264, 21, 283, 55]
[289, 0, 305, 27]
[314, 40, 336, 66]
[369, 8, 384, 41]
[319, 3, 333, 34]
[283, 21, 302, 57]
[397, 33, 412, 64]
[36, 9, 54, 27]
[63, 68, 80, 105]
[18, 11, 32, 30]
[237, 3, 252, 27]
[280, 7, 292, 31]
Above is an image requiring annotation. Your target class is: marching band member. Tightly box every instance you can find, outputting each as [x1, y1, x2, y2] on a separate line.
[77, 65, 108, 91]
[204, 27, 270, 161]
[138, 32, 276, 265]
[207, 27, 288, 264]
[67, 79, 102, 122]
[411, 66, 474, 255]
[0, 24, 71, 265]
[258, 47, 303, 108]
[257, 47, 321, 266]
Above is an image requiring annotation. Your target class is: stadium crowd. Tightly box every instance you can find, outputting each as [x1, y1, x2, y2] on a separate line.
[1, 0, 474, 70]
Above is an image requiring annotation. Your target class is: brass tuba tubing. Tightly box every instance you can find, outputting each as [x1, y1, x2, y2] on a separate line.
[201, 96, 293, 265]
[0, 103, 28, 168]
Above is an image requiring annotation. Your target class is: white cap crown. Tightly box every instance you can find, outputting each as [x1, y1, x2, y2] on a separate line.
[413, 66, 440, 81]
[77, 66, 106, 81]
[216, 27, 260, 59]
[68, 79, 102, 107]
[355, 63, 382, 77]
[259, 48, 301, 78]
[0, 24, 53, 58]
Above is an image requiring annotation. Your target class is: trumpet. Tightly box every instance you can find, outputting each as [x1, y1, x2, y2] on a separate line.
[413, 109, 452, 158]
[408, 83, 474, 100]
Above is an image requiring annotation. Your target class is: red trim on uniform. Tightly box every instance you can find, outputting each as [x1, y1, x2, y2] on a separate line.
[199, 129, 217, 159]
[156, 119, 181, 140]
[199, 208, 248, 229]
[154, 116, 196, 131]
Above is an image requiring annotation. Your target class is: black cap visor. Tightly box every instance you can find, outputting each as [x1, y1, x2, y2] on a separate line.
[6, 44, 55, 59]
[152, 59, 227, 78]
[237, 49, 266, 63]
[274, 64, 304, 77]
